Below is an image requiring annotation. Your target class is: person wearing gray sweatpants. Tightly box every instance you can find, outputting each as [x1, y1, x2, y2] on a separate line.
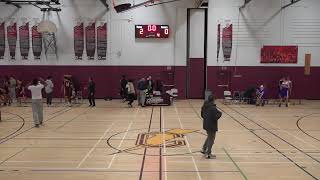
[28, 78, 45, 128]
[31, 99, 43, 126]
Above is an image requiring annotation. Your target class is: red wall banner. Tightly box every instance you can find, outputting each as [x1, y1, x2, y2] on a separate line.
[7, 22, 17, 60]
[222, 24, 232, 61]
[74, 22, 84, 60]
[261, 46, 298, 63]
[97, 22, 107, 60]
[19, 22, 30, 60]
[32, 25, 42, 60]
[86, 22, 96, 60]
[0, 22, 5, 59]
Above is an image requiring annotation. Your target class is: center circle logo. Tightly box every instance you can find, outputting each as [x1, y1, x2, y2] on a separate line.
[106, 128, 205, 156]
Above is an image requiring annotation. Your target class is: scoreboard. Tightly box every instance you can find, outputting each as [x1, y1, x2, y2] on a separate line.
[135, 25, 169, 38]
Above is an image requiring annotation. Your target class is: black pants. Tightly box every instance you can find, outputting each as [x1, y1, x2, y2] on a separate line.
[127, 93, 134, 105]
[202, 130, 216, 154]
[46, 92, 53, 105]
[88, 93, 95, 106]
[120, 88, 127, 99]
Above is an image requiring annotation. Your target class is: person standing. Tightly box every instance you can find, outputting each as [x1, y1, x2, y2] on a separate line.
[279, 78, 290, 107]
[16, 80, 26, 106]
[146, 76, 154, 94]
[9, 76, 17, 104]
[137, 78, 147, 107]
[126, 79, 135, 107]
[120, 75, 128, 102]
[88, 77, 96, 107]
[201, 95, 222, 159]
[28, 78, 45, 128]
[45, 76, 54, 106]
[62, 77, 73, 106]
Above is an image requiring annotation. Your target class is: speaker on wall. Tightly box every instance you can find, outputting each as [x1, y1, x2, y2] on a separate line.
[304, 54, 311, 75]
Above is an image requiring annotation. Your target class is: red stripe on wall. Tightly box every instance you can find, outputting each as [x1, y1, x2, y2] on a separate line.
[207, 66, 320, 99]
[0, 66, 186, 99]
[0, 65, 319, 99]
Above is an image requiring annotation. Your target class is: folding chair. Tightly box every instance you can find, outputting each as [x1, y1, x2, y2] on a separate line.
[223, 91, 233, 104]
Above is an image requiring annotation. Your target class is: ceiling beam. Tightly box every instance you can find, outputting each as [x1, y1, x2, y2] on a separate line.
[1, 0, 62, 11]
[282, 0, 302, 9]
[145, 0, 182, 7]
[98, 0, 109, 9]
[1, 0, 22, 8]
[239, 0, 253, 9]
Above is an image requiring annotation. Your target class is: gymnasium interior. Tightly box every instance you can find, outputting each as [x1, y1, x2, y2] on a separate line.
[0, 0, 319, 179]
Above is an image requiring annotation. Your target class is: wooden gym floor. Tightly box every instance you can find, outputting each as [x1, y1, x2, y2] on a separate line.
[0, 100, 319, 180]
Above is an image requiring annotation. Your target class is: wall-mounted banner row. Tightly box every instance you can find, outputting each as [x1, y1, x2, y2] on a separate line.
[74, 20, 107, 61]
[0, 18, 42, 60]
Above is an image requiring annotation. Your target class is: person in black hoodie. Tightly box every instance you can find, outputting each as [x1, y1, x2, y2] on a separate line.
[201, 95, 222, 159]
[88, 77, 96, 107]
[120, 75, 128, 102]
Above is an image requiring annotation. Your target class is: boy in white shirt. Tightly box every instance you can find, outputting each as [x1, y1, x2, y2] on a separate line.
[28, 78, 45, 128]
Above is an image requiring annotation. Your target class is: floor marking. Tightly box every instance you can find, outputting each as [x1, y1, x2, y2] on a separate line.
[55, 107, 92, 130]
[174, 103, 202, 180]
[228, 106, 320, 165]
[77, 122, 115, 168]
[221, 104, 320, 180]
[107, 108, 140, 169]
[0, 167, 239, 173]
[223, 148, 249, 180]
[163, 161, 320, 164]
[162, 108, 168, 180]
[0, 147, 27, 166]
[242, 109, 320, 150]
[159, 107, 163, 180]
[5, 160, 79, 163]
[139, 107, 154, 180]
[0, 107, 73, 145]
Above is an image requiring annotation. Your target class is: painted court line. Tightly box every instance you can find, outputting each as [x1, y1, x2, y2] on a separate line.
[77, 122, 115, 168]
[242, 108, 320, 150]
[107, 108, 140, 169]
[223, 148, 249, 180]
[174, 104, 202, 180]
[6, 160, 79, 163]
[0, 167, 239, 173]
[161, 108, 168, 180]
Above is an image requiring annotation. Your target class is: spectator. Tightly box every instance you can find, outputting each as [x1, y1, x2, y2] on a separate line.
[88, 77, 96, 107]
[45, 76, 54, 106]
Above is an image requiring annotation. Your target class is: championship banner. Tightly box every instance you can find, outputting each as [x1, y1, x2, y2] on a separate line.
[261, 46, 298, 63]
[85, 21, 96, 60]
[97, 22, 107, 60]
[0, 20, 5, 60]
[74, 20, 84, 60]
[7, 21, 17, 60]
[32, 19, 42, 60]
[217, 23, 221, 61]
[222, 22, 232, 61]
[19, 21, 30, 60]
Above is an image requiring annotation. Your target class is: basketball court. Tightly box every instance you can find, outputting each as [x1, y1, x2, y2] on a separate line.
[0, 100, 319, 179]
[1, 0, 320, 179]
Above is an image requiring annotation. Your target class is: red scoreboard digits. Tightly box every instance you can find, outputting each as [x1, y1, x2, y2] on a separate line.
[135, 25, 169, 38]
